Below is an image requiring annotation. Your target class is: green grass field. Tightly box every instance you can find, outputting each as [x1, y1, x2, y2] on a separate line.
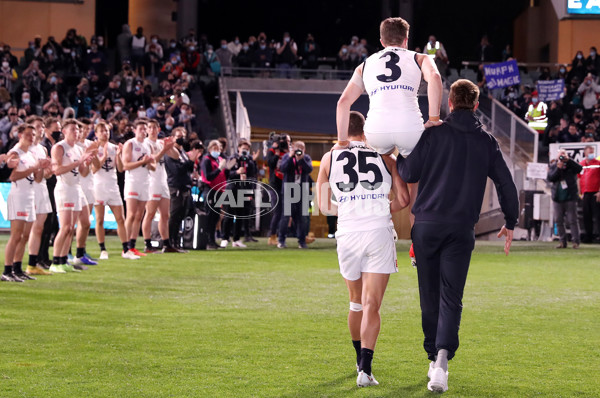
[0, 236, 598, 397]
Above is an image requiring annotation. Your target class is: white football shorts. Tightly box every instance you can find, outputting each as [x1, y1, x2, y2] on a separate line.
[149, 181, 170, 201]
[124, 179, 149, 202]
[8, 191, 36, 222]
[94, 183, 123, 207]
[365, 129, 424, 157]
[336, 226, 398, 281]
[34, 182, 52, 214]
[55, 184, 86, 212]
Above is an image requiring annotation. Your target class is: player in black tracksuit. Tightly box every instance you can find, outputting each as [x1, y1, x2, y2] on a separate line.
[396, 79, 519, 392]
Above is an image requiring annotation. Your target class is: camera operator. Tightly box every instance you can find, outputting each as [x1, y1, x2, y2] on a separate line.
[201, 139, 236, 249]
[548, 150, 583, 248]
[266, 133, 291, 245]
[278, 141, 313, 249]
[165, 127, 203, 250]
[220, 139, 257, 248]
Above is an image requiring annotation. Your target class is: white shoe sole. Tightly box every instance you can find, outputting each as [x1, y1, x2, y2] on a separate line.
[427, 368, 448, 392]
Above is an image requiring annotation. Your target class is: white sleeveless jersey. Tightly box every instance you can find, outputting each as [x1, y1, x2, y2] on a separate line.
[362, 47, 424, 134]
[8, 146, 36, 194]
[329, 142, 393, 235]
[93, 142, 119, 186]
[145, 138, 167, 184]
[125, 138, 151, 182]
[29, 143, 48, 186]
[77, 140, 94, 190]
[55, 140, 83, 186]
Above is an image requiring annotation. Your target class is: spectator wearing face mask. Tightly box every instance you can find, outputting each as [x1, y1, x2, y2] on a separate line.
[585, 47, 600, 76]
[126, 80, 151, 113]
[86, 43, 107, 76]
[233, 43, 253, 72]
[0, 106, 23, 148]
[182, 44, 201, 75]
[0, 59, 18, 93]
[161, 57, 183, 79]
[40, 43, 61, 75]
[556, 65, 569, 81]
[577, 74, 600, 118]
[42, 73, 63, 100]
[108, 99, 127, 124]
[163, 116, 175, 136]
[275, 33, 298, 78]
[145, 38, 164, 82]
[1, 45, 19, 69]
[176, 103, 195, 132]
[252, 39, 273, 75]
[216, 39, 234, 76]
[20, 92, 34, 116]
[204, 45, 221, 76]
[337, 45, 353, 75]
[42, 90, 65, 116]
[146, 35, 164, 60]
[569, 51, 587, 83]
[227, 37, 242, 56]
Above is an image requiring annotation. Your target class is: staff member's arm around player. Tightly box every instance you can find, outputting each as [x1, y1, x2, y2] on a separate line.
[317, 111, 409, 388]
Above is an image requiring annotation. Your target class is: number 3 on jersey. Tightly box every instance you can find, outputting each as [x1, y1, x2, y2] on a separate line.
[336, 151, 384, 192]
[376, 51, 402, 83]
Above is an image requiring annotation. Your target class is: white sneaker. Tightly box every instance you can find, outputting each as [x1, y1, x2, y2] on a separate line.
[99, 250, 109, 260]
[71, 257, 83, 265]
[427, 367, 448, 393]
[277, 242, 286, 249]
[220, 239, 229, 248]
[122, 250, 140, 260]
[356, 370, 379, 387]
[232, 240, 247, 248]
[428, 361, 435, 379]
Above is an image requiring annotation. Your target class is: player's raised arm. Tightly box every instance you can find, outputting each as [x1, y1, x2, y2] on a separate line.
[336, 64, 365, 145]
[316, 152, 337, 216]
[417, 53, 443, 128]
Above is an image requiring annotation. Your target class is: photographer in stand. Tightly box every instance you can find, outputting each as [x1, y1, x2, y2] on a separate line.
[220, 139, 257, 248]
[548, 149, 583, 249]
[266, 133, 291, 245]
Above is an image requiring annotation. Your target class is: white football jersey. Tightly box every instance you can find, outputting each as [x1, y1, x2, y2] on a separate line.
[29, 143, 48, 186]
[8, 146, 36, 194]
[329, 142, 393, 235]
[55, 140, 83, 187]
[93, 142, 119, 186]
[145, 138, 167, 184]
[125, 138, 151, 183]
[362, 46, 424, 134]
[77, 139, 94, 191]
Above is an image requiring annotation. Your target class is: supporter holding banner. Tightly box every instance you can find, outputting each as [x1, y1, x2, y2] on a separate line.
[483, 60, 521, 90]
[537, 79, 565, 102]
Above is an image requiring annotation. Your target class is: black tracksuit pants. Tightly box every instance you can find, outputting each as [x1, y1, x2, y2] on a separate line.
[412, 221, 475, 362]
